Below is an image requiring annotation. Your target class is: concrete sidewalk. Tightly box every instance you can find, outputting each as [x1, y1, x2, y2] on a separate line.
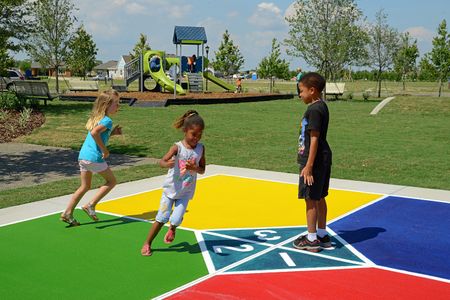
[1, 164, 449, 227]
[0, 142, 158, 191]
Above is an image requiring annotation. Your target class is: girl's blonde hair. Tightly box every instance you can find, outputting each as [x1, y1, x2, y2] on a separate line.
[85, 89, 119, 131]
[173, 110, 205, 130]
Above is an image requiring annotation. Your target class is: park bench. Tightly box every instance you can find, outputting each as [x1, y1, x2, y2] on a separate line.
[12, 80, 58, 106]
[67, 79, 99, 92]
[325, 82, 345, 100]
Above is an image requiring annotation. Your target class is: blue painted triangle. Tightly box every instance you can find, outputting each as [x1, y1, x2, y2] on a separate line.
[282, 235, 365, 263]
[227, 247, 359, 273]
[201, 232, 269, 270]
[207, 226, 307, 245]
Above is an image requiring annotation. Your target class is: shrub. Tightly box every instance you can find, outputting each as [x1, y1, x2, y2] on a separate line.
[345, 92, 354, 100]
[0, 109, 9, 121]
[0, 91, 27, 110]
[19, 107, 33, 127]
[362, 91, 371, 101]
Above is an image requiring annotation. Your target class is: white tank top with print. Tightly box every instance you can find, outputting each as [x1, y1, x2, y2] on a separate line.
[162, 141, 203, 200]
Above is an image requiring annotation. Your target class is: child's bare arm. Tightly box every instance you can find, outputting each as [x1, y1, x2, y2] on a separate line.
[300, 130, 320, 185]
[186, 146, 206, 174]
[160, 145, 178, 168]
[90, 125, 109, 158]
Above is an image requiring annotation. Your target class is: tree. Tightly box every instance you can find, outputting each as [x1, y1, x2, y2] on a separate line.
[428, 20, 450, 97]
[418, 54, 438, 81]
[394, 32, 419, 91]
[367, 9, 399, 98]
[28, 0, 77, 92]
[66, 25, 97, 78]
[130, 33, 151, 59]
[285, 0, 368, 85]
[257, 38, 290, 92]
[212, 30, 244, 76]
[0, 0, 34, 74]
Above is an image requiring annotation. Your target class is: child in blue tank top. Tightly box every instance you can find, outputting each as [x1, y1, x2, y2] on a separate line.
[60, 89, 122, 226]
[141, 110, 206, 256]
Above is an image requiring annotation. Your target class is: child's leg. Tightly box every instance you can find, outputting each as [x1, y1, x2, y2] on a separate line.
[86, 168, 117, 207]
[63, 171, 92, 216]
[143, 221, 165, 246]
[317, 197, 327, 231]
[144, 194, 174, 247]
[164, 198, 189, 243]
[305, 199, 319, 238]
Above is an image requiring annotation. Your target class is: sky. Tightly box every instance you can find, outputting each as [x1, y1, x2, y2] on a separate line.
[16, 0, 450, 70]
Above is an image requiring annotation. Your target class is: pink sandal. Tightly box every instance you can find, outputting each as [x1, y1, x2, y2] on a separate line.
[164, 227, 176, 244]
[141, 244, 152, 256]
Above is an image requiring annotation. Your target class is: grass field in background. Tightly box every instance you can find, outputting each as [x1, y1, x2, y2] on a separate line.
[13, 95, 449, 195]
[50, 77, 449, 98]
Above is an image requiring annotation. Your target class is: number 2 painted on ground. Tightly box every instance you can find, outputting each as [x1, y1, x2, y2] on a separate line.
[213, 244, 254, 254]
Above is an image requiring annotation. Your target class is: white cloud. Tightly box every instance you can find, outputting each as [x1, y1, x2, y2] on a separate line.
[228, 11, 239, 18]
[405, 26, 434, 42]
[126, 2, 147, 15]
[248, 2, 285, 29]
[86, 21, 120, 38]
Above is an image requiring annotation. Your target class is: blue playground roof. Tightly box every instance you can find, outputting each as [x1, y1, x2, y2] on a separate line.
[173, 26, 207, 45]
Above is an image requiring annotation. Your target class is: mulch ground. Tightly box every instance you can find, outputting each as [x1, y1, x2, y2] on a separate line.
[0, 110, 45, 143]
[63, 91, 274, 101]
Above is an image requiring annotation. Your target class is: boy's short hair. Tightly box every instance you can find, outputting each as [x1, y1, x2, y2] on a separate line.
[300, 72, 326, 92]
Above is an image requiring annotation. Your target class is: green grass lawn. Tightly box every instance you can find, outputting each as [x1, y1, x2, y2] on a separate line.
[12, 94, 449, 193]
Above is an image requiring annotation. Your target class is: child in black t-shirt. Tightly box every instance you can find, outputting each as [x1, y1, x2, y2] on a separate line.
[293, 72, 333, 252]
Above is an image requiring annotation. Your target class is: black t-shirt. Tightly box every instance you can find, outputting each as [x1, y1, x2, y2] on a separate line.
[297, 100, 332, 166]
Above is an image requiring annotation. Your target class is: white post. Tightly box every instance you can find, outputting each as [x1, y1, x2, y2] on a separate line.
[173, 45, 177, 99]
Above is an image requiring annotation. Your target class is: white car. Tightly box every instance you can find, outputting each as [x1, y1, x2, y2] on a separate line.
[7, 69, 24, 80]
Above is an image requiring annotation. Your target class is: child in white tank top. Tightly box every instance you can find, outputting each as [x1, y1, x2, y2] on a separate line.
[141, 110, 206, 256]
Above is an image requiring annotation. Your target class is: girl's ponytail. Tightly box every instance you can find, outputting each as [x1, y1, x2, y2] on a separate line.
[173, 110, 204, 130]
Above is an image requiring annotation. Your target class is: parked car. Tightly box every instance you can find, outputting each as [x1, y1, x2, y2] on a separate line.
[7, 69, 25, 80]
[0, 76, 14, 91]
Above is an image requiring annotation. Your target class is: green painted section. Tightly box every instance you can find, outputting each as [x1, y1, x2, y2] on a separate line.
[180, 40, 203, 45]
[0, 211, 208, 300]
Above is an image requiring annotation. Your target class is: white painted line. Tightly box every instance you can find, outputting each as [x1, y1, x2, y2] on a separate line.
[279, 252, 296, 267]
[194, 230, 216, 274]
[327, 195, 389, 226]
[374, 265, 450, 284]
[0, 211, 60, 228]
[223, 265, 368, 275]
[326, 227, 375, 266]
[370, 96, 395, 115]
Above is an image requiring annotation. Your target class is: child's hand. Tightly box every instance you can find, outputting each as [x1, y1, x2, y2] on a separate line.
[166, 157, 175, 168]
[102, 149, 110, 159]
[185, 159, 197, 171]
[300, 165, 314, 186]
[111, 125, 122, 136]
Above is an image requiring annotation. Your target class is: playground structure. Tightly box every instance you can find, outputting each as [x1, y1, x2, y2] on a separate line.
[122, 26, 234, 96]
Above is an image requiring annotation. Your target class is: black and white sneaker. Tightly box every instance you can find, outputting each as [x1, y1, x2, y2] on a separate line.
[293, 235, 321, 252]
[318, 235, 335, 250]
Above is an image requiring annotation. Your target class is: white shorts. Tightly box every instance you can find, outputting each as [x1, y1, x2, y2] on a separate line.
[79, 160, 109, 173]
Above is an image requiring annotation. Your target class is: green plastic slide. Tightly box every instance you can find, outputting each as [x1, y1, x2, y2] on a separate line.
[149, 66, 185, 95]
[203, 71, 235, 91]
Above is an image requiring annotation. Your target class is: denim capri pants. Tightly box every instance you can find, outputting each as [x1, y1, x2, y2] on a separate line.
[155, 193, 190, 226]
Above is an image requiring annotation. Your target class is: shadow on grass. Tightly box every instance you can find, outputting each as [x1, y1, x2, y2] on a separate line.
[0, 147, 152, 188]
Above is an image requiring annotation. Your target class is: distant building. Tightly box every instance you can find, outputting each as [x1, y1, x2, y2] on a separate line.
[93, 60, 118, 78]
[116, 55, 132, 79]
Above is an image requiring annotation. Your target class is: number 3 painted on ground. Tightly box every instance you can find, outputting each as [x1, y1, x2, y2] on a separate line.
[213, 244, 254, 254]
[254, 230, 281, 241]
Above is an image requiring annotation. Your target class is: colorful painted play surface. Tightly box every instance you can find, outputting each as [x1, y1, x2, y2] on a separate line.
[1, 173, 449, 299]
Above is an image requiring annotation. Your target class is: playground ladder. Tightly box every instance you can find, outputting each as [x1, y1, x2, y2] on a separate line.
[187, 73, 203, 92]
[125, 56, 141, 87]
